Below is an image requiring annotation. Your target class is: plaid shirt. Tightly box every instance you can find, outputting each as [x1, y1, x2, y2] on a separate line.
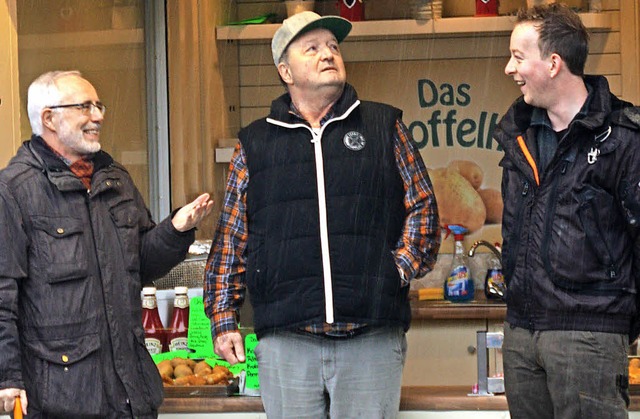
[205, 108, 440, 339]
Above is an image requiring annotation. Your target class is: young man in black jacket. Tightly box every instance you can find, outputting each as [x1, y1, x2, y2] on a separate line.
[0, 70, 213, 418]
[494, 4, 640, 418]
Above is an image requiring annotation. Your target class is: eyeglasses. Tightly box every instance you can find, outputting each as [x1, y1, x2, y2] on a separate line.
[48, 101, 107, 116]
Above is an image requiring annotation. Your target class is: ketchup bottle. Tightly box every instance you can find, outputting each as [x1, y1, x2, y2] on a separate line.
[167, 286, 189, 352]
[142, 287, 166, 354]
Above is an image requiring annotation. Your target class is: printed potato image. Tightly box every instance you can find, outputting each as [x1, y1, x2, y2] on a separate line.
[478, 188, 503, 224]
[430, 166, 486, 233]
[447, 160, 484, 190]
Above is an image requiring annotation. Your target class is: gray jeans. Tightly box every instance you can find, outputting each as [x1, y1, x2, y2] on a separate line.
[503, 322, 629, 419]
[255, 326, 407, 418]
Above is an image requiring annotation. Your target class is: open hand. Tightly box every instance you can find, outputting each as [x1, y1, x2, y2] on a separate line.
[171, 193, 214, 232]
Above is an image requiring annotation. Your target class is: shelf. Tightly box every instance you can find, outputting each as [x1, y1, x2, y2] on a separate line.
[216, 13, 613, 41]
[19, 28, 144, 50]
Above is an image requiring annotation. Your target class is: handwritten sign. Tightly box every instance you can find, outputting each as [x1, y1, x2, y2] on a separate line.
[244, 333, 259, 392]
[187, 297, 215, 358]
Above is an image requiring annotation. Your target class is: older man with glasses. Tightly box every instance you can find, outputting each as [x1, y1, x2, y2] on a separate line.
[0, 70, 214, 418]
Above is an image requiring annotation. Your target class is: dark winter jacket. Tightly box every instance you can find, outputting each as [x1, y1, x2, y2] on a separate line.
[238, 84, 410, 336]
[494, 75, 640, 337]
[0, 136, 194, 417]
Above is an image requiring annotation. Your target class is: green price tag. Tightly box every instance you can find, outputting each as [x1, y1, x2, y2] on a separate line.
[186, 297, 215, 358]
[244, 333, 259, 391]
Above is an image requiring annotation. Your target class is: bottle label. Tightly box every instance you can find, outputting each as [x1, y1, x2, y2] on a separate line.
[169, 336, 189, 352]
[174, 295, 189, 309]
[145, 338, 163, 355]
[142, 297, 157, 310]
[446, 265, 472, 297]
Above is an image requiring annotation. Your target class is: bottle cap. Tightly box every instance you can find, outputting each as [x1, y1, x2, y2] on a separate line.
[174, 286, 188, 295]
[142, 286, 157, 295]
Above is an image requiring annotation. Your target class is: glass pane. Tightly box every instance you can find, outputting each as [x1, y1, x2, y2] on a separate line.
[16, 0, 149, 202]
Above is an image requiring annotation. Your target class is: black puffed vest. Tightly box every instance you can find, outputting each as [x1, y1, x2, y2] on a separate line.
[239, 84, 409, 337]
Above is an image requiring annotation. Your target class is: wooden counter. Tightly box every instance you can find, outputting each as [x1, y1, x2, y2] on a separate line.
[160, 386, 640, 413]
[409, 292, 507, 321]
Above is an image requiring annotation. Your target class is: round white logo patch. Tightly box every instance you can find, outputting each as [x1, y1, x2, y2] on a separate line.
[343, 131, 366, 151]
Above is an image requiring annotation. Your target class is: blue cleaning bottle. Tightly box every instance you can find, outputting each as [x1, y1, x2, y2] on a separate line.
[444, 225, 475, 302]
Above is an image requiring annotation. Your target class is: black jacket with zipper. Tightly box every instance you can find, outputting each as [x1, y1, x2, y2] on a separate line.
[493, 75, 640, 337]
[0, 136, 195, 417]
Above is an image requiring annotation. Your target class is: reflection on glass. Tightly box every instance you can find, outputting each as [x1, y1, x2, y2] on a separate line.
[16, 0, 149, 202]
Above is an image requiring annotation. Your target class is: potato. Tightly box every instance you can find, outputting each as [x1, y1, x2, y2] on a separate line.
[157, 360, 172, 371]
[157, 361, 174, 379]
[431, 166, 486, 233]
[448, 160, 484, 190]
[194, 360, 212, 376]
[173, 364, 193, 378]
[478, 188, 503, 224]
[170, 357, 189, 368]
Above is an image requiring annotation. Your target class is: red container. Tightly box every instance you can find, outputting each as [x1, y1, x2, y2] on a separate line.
[338, 0, 364, 22]
[475, 0, 498, 16]
[166, 286, 190, 352]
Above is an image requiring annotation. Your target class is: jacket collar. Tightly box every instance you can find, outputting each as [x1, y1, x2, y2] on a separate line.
[28, 135, 114, 173]
[268, 83, 359, 124]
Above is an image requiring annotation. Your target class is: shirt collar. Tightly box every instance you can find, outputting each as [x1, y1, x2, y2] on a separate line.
[288, 101, 336, 128]
[530, 83, 593, 129]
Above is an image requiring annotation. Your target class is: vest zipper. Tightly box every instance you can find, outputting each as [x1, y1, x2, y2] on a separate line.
[267, 100, 362, 324]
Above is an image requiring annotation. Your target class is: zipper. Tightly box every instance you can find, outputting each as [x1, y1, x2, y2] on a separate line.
[266, 100, 361, 324]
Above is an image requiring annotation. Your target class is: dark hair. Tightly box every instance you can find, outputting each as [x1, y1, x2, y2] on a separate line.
[516, 3, 589, 76]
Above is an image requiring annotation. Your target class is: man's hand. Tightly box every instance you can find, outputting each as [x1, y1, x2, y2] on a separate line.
[171, 193, 214, 232]
[0, 388, 27, 416]
[214, 332, 246, 365]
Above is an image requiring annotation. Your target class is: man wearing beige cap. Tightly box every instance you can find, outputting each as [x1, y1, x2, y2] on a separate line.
[205, 11, 440, 417]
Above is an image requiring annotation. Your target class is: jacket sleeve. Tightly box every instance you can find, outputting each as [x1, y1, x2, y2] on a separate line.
[621, 108, 640, 341]
[0, 185, 27, 390]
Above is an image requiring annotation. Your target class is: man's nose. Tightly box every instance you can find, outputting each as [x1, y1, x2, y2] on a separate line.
[319, 45, 334, 60]
[505, 58, 515, 76]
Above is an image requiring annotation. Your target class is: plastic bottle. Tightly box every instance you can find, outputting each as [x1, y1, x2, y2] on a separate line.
[444, 225, 475, 302]
[484, 243, 505, 300]
[142, 286, 166, 354]
[167, 286, 190, 352]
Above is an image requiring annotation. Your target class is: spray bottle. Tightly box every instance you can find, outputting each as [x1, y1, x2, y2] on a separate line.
[444, 225, 475, 302]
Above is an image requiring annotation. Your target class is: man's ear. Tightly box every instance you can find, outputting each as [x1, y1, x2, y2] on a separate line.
[277, 62, 292, 85]
[41, 109, 57, 132]
[549, 53, 562, 78]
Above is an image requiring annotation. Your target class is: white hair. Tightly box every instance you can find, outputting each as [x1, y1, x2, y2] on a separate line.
[27, 70, 83, 135]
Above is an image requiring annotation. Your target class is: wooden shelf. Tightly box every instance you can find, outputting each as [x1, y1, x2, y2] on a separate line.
[216, 13, 613, 41]
[19, 28, 144, 50]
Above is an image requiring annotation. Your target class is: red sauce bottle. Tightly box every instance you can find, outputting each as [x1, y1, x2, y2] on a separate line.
[142, 287, 166, 354]
[167, 286, 189, 352]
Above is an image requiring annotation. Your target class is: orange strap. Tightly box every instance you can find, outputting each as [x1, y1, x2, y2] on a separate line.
[516, 135, 540, 186]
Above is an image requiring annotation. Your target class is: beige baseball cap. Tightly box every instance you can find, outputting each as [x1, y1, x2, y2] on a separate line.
[271, 11, 352, 66]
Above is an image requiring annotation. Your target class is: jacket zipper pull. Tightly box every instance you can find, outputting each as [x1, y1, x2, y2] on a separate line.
[522, 181, 529, 196]
[608, 264, 617, 279]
